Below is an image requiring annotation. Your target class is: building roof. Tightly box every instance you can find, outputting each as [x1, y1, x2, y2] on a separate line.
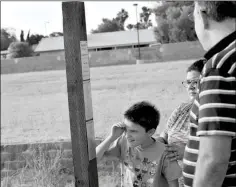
[35, 29, 156, 52]
[1, 50, 9, 55]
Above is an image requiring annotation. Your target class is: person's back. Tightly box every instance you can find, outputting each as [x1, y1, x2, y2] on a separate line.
[183, 2, 236, 187]
[96, 101, 181, 187]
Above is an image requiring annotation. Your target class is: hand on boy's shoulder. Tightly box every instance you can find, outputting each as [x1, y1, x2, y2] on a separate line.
[110, 122, 126, 141]
[162, 152, 182, 182]
[156, 136, 167, 144]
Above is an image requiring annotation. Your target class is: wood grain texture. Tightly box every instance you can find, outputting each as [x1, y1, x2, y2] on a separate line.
[62, 2, 99, 187]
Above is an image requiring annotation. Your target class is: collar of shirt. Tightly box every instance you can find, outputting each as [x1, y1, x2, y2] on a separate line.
[204, 30, 236, 60]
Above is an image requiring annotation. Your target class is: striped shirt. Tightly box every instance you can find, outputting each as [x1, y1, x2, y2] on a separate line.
[183, 31, 236, 187]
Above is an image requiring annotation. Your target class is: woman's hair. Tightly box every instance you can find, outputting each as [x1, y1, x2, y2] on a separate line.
[187, 59, 205, 73]
[124, 101, 160, 132]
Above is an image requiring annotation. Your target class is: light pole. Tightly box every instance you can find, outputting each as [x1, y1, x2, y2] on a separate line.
[44, 21, 49, 36]
[133, 3, 141, 60]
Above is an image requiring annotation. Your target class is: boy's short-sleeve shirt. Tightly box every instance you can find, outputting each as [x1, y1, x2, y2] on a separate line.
[105, 134, 182, 187]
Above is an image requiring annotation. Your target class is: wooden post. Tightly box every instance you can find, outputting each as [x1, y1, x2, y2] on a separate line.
[62, 2, 99, 187]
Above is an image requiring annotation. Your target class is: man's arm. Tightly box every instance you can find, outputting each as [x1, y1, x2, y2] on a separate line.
[157, 105, 182, 144]
[162, 153, 182, 187]
[193, 135, 232, 187]
[168, 179, 179, 187]
[193, 66, 235, 187]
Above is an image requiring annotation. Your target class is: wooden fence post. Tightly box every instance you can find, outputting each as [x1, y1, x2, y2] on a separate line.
[62, 2, 99, 187]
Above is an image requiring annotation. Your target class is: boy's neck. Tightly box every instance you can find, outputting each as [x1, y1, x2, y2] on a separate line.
[140, 137, 155, 149]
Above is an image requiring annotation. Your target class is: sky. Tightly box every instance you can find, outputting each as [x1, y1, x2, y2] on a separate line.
[1, 1, 159, 39]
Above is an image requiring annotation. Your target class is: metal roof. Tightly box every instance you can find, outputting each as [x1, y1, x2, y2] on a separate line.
[35, 29, 156, 52]
[1, 50, 9, 55]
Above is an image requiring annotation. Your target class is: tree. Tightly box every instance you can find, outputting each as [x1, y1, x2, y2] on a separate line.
[153, 19, 171, 43]
[18, 29, 44, 46]
[91, 9, 129, 33]
[26, 30, 30, 42]
[91, 18, 122, 33]
[153, 1, 197, 43]
[126, 6, 153, 30]
[49, 32, 63, 37]
[7, 42, 33, 59]
[126, 24, 134, 30]
[20, 30, 25, 42]
[27, 34, 45, 45]
[1, 28, 17, 51]
[116, 9, 129, 30]
[139, 6, 153, 28]
[24, 32, 45, 46]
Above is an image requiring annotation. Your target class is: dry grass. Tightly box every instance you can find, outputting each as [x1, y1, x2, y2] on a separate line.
[1, 145, 74, 187]
[1, 145, 121, 187]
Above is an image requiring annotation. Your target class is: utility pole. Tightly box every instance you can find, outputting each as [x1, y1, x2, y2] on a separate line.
[44, 21, 49, 36]
[133, 3, 141, 60]
[62, 1, 99, 187]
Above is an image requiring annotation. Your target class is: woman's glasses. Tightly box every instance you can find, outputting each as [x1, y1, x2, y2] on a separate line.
[188, 12, 194, 21]
[182, 79, 200, 88]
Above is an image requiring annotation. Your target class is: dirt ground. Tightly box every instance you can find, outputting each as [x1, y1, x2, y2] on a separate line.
[1, 60, 194, 144]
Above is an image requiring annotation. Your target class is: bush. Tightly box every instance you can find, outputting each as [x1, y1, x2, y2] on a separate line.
[7, 42, 33, 59]
[1, 28, 17, 51]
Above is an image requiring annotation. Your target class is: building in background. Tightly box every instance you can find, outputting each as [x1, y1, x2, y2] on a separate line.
[34, 29, 157, 56]
[1, 50, 9, 59]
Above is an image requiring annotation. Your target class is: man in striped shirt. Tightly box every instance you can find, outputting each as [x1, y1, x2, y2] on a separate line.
[183, 2, 236, 187]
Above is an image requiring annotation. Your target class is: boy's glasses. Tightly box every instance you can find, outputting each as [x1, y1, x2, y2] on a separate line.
[182, 79, 200, 88]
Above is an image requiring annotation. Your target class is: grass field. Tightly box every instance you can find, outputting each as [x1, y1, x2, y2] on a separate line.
[1, 60, 194, 144]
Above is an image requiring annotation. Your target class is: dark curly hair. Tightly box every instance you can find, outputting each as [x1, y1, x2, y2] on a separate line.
[124, 101, 160, 132]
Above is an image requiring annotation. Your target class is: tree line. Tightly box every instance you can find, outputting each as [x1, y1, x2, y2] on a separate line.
[91, 6, 153, 33]
[1, 2, 197, 58]
[91, 2, 197, 43]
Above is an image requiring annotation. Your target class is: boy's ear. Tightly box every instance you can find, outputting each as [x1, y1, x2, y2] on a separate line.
[200, 10, 210, 29]
[147, 128, 156, 137]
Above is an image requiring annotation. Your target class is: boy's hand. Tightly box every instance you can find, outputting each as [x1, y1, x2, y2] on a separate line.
[110, 122, 126, 141]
